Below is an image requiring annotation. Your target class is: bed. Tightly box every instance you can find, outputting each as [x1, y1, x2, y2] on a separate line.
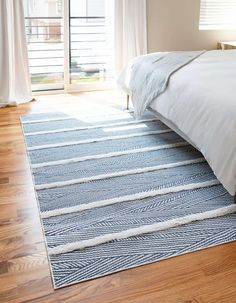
[118, 50, 236, 199]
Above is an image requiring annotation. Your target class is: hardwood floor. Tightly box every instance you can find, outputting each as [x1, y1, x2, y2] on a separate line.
[1, 91, 236, 303]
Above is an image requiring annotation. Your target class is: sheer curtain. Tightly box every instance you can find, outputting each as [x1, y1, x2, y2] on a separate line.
[114, 0, 147, 73]
[0, 0, 32, 107]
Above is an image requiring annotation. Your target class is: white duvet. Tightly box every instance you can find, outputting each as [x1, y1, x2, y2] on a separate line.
[119, 50, 236, 196]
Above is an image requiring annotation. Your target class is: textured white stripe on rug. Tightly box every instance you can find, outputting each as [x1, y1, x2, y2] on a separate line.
[21, 116, 73, 124]
[31, 142, 189, 169]
[28, 129, 172, 151]
[21, 110, 135, 124]
[48, 204, 236, 255]
[35, 158, 205, 190]
[41, 179, 220, 219]
[24, 117, 159, 136]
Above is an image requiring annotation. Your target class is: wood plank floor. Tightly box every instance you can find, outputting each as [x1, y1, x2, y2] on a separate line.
[1, 91, 236, 303]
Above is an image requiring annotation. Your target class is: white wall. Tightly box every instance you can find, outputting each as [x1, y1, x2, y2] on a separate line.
[147, 0, 236, 52]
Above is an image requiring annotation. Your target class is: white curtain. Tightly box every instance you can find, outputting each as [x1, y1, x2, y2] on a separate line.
[115, 0, 147, 73]
[0, 0, 32, 107]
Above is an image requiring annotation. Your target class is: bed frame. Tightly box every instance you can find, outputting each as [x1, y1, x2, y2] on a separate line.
[126, 94, 236, 203]
[126, 95, 130, 110]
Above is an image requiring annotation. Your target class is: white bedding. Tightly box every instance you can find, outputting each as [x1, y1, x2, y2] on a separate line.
[117, 51, 205, 118]
[119, 50, 236, 196]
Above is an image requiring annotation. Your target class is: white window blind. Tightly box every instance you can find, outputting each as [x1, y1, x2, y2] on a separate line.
[199, 0, 236, 30]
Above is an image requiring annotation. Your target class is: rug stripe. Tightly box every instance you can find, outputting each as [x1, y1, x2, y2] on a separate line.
[24, 118, 159, 136]
[21, 110, 135, 124]
[21, 116, 73, 124]
[41, 179, 220, 219]
[31, 142, 189, 169]
[35, 158, 205, 190]
[48, 204, 236, 255]
[28, 129, 172, 151]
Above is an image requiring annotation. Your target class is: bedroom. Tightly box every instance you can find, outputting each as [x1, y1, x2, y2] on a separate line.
[0, 0, 236, 302]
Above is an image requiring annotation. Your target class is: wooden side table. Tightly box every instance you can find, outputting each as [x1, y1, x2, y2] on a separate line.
[217, 41, 236, 50]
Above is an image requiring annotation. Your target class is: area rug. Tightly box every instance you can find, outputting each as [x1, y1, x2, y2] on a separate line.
[20, 110, 236, 289]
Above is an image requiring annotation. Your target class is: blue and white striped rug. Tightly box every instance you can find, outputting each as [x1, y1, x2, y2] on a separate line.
[21, 110, 236, 289]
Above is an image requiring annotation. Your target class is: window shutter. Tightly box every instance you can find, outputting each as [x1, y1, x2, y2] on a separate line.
[199, 0, 236, 29]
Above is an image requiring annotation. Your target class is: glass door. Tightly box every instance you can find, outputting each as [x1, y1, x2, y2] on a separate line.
[67, 0, 114, 91]
[24, 0, 64, 91]
[24, 0, 114, 92]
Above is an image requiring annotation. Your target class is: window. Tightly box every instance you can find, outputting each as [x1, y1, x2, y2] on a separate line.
[199, 0, 236, 30]
[69, 0, 114, 85]
[24, 0, 64, 91]
[24, 0, 114, 91]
